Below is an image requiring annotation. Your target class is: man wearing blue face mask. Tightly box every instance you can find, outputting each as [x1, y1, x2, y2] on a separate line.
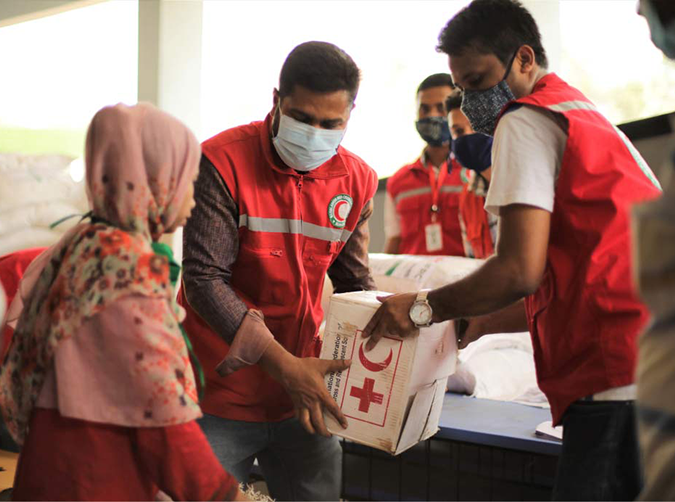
[384, 73, 466, 256]
[634, 1, 675, 499]
[445, 90, 498, 259]
[362, 1, 663, 499]
[179, 41, 378, 501]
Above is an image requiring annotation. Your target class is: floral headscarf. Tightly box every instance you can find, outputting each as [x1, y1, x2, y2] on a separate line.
[0, 103, 201, 443]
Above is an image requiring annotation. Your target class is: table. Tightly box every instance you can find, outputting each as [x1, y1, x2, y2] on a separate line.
[341, 393, 561, 501]
[437, 393, 561, 456]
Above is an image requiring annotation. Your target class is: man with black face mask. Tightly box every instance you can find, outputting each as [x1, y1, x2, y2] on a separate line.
[362, 1, 663, 500]
[384, 73, 466, 256]
[445, 90, 497, 259]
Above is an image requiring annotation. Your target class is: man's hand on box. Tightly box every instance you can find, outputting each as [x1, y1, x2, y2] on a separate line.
[281, 356, 352, 436]
[361, 293, 418, 351]
[258, 341, 350, 437]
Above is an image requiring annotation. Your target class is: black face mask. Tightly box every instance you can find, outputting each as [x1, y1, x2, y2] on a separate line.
[459, 51, 519, 136]
[415, 117, 452, 147]
[451, 133, 493, 173]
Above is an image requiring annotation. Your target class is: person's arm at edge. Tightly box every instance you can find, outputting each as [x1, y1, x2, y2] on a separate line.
[457, 299, 528, 349]
[383, 187, 401, 254]
[362, 203, 550, 350]
[328, 199, 377, 293]
[383, 237, 401, 254]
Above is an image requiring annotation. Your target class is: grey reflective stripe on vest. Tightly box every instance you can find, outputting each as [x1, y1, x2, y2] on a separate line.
[545, 100, 662, 190]
[440, 185, 464, 194]
[547, 100, 598, 114]
[239, 215, 353, 242]
[613, 126, 662, 190]
[394, 187, 431, 205]
[394, 185, 463, 205]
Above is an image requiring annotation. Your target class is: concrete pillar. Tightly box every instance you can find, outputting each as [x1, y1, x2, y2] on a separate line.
[522, 0, 561, 73]
[138, 0, 203, 135]
[138, 0, 203, 260]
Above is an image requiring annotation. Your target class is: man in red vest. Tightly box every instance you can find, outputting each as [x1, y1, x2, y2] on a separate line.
[445, 91, 497, 259]
[180, 42, 378, 500]
[384, 73, 466, 256]
[363, 1, 662, 499]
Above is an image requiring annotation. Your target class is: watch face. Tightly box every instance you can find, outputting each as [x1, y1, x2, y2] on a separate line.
[410, 302, 432, 325]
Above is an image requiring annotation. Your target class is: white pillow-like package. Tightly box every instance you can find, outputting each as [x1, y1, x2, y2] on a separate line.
[0, 153, 88, 255]
[447, 332, 549, 408]
[0, 201, 86, 237]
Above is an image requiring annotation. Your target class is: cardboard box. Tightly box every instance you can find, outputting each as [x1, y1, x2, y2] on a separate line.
[321, 290, 457, 455]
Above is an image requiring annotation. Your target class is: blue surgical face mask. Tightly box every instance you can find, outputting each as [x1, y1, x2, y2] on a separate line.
[272, 112, 346, 172]
[460, 52, 518, 136]
[642, 0, 675, 59]
[451, 133, 493, 173]
[415, 116, 452, 147]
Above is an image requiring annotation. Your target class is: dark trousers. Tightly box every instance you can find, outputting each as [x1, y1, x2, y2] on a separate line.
[552, 400, 642, 501]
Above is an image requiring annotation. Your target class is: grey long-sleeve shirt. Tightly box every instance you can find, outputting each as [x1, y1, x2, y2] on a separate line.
[182, 155, 376, 346]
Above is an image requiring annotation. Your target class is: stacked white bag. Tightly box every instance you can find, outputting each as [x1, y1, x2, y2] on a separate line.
[0, 153, 89, 256]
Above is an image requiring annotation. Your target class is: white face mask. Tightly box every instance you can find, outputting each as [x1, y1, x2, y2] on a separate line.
[272, 113, 346, 172]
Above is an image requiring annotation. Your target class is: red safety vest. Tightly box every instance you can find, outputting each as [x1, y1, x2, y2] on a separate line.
[179, 115, 378, 422]
[498, 74, 662, 425]
[386, 156, 465, 256]
[459, 184, 494, 259]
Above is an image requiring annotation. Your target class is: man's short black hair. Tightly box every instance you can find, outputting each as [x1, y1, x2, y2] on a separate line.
[645, 0, 675, 24]
[279, 41, 361, 103]
[445, 90, 463, 112]
[416, 73, 454, 95]
[437, 0, 548, 69]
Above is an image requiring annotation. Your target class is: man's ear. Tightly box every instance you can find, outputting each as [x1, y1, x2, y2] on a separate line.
[271, 88, 280, 113]
[517, 45, 537, 74]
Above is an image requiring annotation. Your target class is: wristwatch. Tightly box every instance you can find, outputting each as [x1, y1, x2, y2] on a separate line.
[409, 289, 433, 328]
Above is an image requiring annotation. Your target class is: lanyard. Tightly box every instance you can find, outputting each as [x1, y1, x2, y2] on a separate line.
[427, 161, 448, 222]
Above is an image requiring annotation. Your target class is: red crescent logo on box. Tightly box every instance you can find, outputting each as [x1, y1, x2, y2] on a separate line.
[358, 342, 393, 372]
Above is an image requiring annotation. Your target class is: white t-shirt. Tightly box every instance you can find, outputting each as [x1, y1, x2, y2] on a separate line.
[485, 105, 568, 216]
[384, 190, 401, 239]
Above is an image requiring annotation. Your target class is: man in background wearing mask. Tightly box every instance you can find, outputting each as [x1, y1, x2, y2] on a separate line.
[445, 90, 497, 259]
[634, 0, 675, 499]
[384, 73, 466, 256]
[180, 41, 378, 501]
[362, 1, 662, 499]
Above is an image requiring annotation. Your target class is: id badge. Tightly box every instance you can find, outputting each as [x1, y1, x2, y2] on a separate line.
[425, 223, 443, 252]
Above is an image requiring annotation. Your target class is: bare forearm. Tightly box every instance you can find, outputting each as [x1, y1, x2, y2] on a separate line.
[383, 236, 400, 254]
[428, 254, 534, 322]
[477, 299, 528, 334]
[258, 339, 296, 383]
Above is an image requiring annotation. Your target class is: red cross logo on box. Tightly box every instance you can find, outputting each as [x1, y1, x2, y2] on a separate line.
[349, 377, 384, 413]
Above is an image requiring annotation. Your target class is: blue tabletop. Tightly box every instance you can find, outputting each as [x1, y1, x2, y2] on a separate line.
[437, 393, 562, 456]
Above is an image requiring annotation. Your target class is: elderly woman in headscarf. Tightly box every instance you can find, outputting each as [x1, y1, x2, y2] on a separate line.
[0, 103, 245, 501]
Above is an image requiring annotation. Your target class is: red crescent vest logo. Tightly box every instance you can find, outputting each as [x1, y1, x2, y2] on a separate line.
[328, 194, 353, 229]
